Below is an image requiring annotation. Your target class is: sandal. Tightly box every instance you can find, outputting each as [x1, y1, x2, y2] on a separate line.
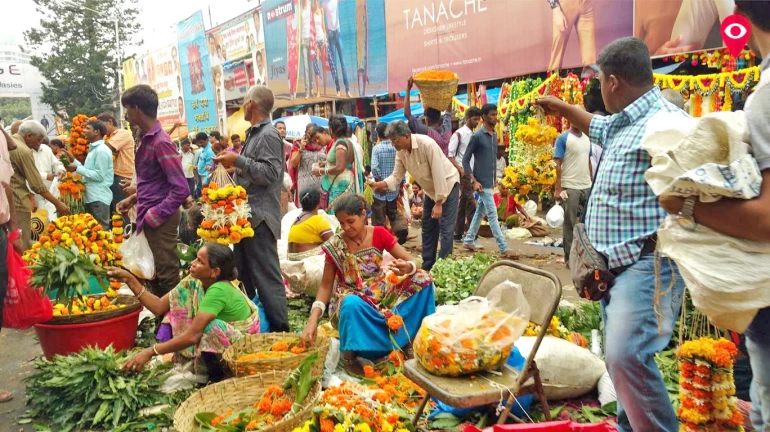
[340, 356, 364, 376]
[0, 390, 12, 403]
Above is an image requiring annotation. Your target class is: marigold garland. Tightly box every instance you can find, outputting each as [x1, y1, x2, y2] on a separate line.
[677, 337, 744, 432]
[58, 172, 86, 215]
[501, 117, 557, 202]
[111, 214, 124, 244]
[68, 114, 95, 160]
[197, 181, 255, 244]
[23, 214, 123, 269]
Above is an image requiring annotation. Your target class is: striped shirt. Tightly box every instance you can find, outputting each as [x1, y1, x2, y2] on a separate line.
[135, 122, 189, 232]
[371, 140, 399, 201]
[585, 87, 689, 268]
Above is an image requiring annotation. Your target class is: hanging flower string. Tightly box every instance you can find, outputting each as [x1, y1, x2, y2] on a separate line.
[678, 337, 744, 432]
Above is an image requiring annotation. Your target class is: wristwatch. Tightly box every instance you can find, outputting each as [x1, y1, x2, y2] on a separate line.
[676, 197, 697, 231]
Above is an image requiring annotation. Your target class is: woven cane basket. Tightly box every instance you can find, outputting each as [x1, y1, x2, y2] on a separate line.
[46, 295, 141, 325]
[222, 332, 330, 377]
[413, 72, 459, 111]
[174, 369, 322, 432]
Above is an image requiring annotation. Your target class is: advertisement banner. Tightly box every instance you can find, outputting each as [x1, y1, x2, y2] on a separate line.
[177, 10, 218, 134]
[263, 0, 388, 109]
[121, 47, 184, 127]
[223, 61, 250, 101]
[207, 10, 264, 69]
[384, 0, 633, 89]
[634, 0, 733, 57]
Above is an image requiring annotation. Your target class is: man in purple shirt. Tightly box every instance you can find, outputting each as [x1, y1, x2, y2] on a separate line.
[117, 85, 189, 296]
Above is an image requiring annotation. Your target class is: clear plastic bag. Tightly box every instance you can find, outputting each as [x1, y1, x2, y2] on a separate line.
[546, 203, 564, 228]
[119, 231, 155, 280]
[414, 281, 530, 376]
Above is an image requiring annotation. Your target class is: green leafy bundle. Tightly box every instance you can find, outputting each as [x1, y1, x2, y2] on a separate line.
[28, 245, 108, 306]
[23, 346, 177, 432]
[555, 302, 603, 341]
[430, 254, 494, 305]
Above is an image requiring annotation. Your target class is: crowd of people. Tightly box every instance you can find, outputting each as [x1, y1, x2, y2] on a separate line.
[0, 3, 769, 431]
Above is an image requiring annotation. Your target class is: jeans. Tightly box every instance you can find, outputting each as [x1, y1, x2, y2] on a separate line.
[86, 201, 111, 231]
[454, 174, 477, 239]
[421, 183, 459, 271]
[601, 254, 685, 432]
[562, 187, 590, 262]
[326, 29, 349, 92]
[371, 198, 408, 245]
[186, 178, 196, 197]
[746, 307, 770, 431]
[0, 225, 8, 331]
[234, 221, 289, 332]
[464, 188, 508, 252]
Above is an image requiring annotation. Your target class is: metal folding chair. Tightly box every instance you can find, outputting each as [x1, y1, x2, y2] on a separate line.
[404, 260, 562, 425]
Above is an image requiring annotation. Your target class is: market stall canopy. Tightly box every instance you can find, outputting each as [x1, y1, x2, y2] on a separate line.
[379, 88, 501, 123]
[272, 115, 363, 140]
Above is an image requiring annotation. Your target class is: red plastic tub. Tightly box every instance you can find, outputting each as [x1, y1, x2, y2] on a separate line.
[34, 308, 142, 359]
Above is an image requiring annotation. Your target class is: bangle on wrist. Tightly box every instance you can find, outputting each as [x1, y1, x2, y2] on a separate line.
[311, 300, 326, 316]
[152, 344, 161, 356]
[136, 287, 146, 299]
[407, 261, 417, 276]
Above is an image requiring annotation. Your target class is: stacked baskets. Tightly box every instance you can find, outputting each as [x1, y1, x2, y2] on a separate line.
[413, 71, 459, 111]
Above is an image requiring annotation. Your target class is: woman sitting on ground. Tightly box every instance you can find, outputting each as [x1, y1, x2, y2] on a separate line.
[107, 243, 260, 374]
[300, 194, 436, 375]
[287, 186, 334, 261]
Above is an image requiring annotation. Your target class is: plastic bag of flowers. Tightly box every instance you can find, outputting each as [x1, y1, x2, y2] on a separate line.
[414, 281, 530, 376]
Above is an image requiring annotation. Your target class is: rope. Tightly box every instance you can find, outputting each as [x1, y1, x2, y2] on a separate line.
[479, 375, 535, 423]
[653, 246, 676, 334]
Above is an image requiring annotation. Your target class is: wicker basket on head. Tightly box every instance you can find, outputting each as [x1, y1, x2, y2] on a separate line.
[223, 332, 330, 377]
[174, 369, 322, 432]
[413, 71, 459, 111]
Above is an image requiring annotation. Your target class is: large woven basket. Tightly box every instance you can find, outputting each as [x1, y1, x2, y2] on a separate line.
[223, 332, 330, 377]
[174, 369, 322, 432]
[46, 295, 141, 325]
[413, 72, 459, 111]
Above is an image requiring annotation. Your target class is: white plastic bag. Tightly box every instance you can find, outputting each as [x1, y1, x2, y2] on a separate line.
[505, 227, 532, 239]
[119, 231, 156, 280]
[414, 281, 530, 376]
[523, 200, 537, 217]
[546, 203, 564, 228]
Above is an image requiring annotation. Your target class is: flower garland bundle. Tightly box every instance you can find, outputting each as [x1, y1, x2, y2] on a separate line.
[57, 172, 86, 215]
[655, 67, 761, 117]
[501, 117, 557, 203]
[68, 114, 95, 160]
[23, 214, 122, 268]
[198, 180, 255, 245]
[678, 337, 744, 432]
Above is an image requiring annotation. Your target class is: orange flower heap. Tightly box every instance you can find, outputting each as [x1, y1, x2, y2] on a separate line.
[198, 181, 255, 245]
[69, 114, 96, 160]
[23, 214, 122, 268]
[414, 70, 457, 81]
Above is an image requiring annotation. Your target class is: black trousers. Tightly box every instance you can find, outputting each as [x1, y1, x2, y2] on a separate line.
[0, 225, 8, 331]
[371, 197, 408, 245]
[234, 221, 289, 332]
[421, 183, 460, 271]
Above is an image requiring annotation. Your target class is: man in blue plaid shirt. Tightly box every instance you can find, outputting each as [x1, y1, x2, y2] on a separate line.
[537, 38, 687, 432]
[371, 122, 407, 244]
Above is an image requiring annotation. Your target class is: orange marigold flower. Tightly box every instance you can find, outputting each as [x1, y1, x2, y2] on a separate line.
[320, 417, 335, 432]
[363, 365, 377, 378]
[388, 350, 405, 367]
[387, 315, 404, 331]
[271, 341, 289, 352]
[270, 398, 293, 417]
[290, 344, 308, 354]
[256, 397, 272, 413]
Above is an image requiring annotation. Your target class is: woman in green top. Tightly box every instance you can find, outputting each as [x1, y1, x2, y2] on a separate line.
[107, 243, 261, 373]
[312, 115, 363, 214]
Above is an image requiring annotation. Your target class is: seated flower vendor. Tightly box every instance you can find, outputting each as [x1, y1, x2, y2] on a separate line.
[300, 194, 436, 375]
[288, 186, 334, 261]
[107, 243, 260, 374]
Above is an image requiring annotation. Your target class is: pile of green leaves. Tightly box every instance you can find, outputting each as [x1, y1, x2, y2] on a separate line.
[655, 348, 681, 412]
[288, 296, 313, 333]
[22, 346, 180, 432]
[555, 302, 603, 340]
[430, 254, 494, 305]
[28, 245, 108, 306]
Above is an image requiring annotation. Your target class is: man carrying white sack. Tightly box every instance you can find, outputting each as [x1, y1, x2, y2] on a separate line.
[659, 2, 770, 430]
